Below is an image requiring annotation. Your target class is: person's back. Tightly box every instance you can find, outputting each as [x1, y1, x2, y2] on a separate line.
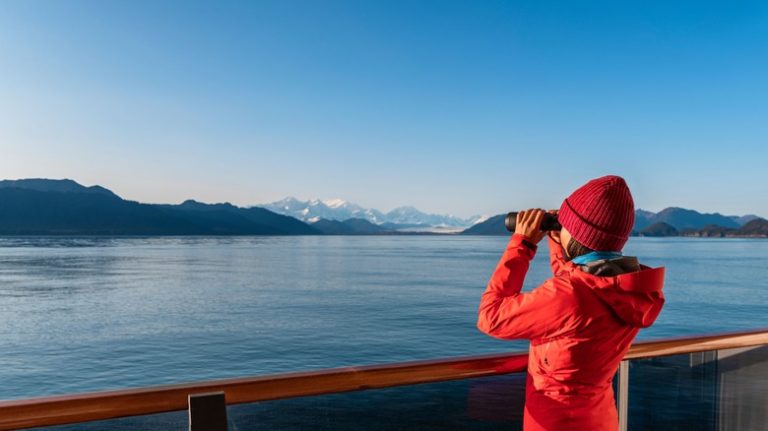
[477, 175, 665, 431]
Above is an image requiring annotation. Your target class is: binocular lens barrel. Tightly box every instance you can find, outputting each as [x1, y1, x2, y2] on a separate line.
[505, 212, 562, 232]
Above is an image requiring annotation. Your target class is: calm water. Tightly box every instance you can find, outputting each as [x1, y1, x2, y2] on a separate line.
[0, 236, 766, 400]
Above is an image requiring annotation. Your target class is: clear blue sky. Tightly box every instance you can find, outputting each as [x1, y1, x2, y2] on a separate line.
[1, 1, 767, 218]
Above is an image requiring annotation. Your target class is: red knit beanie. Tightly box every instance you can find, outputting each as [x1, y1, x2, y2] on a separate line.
[558, 175, 635, 252]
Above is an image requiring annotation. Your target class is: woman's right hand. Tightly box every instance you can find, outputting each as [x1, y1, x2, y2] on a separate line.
[514, 209, 547, 244]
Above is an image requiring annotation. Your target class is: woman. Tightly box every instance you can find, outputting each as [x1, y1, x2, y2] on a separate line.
[477, 175, 665, 431]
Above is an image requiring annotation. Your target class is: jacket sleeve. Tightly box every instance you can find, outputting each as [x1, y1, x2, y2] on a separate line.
[477, 234, 575, 341]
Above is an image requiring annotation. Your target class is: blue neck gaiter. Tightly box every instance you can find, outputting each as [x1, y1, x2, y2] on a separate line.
[571, 251, 623, 265]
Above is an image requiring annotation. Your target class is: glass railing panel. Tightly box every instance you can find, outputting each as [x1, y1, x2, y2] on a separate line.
[228, 373, 526, 431]
[715, 345, 768, 431]
[627, 345, 768, 431]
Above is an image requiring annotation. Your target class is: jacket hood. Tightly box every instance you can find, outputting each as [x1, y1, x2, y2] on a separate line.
[570, 257, 665, 328]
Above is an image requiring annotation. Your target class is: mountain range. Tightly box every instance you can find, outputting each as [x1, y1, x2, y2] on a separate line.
[632, 207, 759, 231]
[462, 208, 765, 236]
[639, 219, 768, 238]
[260, 197, 484, 231]
[0, 179, 765, 237]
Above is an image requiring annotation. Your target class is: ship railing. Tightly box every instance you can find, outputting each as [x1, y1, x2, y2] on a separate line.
[0, 328, 766, 430]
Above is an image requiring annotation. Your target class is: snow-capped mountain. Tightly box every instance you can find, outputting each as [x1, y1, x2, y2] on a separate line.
[261, 197, 386, 224]
[258, 197, 482, 229]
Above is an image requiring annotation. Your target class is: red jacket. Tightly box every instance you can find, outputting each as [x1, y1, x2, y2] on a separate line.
[477, 234, 665, 431]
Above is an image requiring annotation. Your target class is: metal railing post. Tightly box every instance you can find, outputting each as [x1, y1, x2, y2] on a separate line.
[617, 360, 629, 431]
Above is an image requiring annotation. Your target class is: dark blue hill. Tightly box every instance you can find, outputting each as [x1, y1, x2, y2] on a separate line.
[651, 207, 739, 230]
[460, 214, 508, 235]
[0, 179, 318, 235]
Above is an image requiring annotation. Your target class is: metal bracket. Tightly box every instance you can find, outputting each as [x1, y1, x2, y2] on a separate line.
[188, 391, 228, 431]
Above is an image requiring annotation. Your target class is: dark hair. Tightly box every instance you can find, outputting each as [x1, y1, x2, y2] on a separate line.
[565, 238, 593, 261]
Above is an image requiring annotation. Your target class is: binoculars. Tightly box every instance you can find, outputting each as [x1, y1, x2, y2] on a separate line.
[504, 212, 562, 232]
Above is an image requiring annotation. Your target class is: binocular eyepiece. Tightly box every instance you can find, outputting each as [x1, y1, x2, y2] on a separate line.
[504, 212, 562, 232]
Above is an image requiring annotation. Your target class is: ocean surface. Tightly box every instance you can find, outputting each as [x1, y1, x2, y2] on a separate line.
[0, 235, 767, 401]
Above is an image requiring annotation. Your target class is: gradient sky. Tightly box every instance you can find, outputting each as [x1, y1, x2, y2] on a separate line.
[1, 1, 767, 218]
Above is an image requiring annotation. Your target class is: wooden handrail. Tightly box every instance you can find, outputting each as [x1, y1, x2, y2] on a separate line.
[624, 327, 768, 359]
[0, 352, 529, 430]
[0, 327, 766, 430]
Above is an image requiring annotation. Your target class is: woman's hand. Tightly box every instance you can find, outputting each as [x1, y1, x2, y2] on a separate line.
[514, 209, 547, 244]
